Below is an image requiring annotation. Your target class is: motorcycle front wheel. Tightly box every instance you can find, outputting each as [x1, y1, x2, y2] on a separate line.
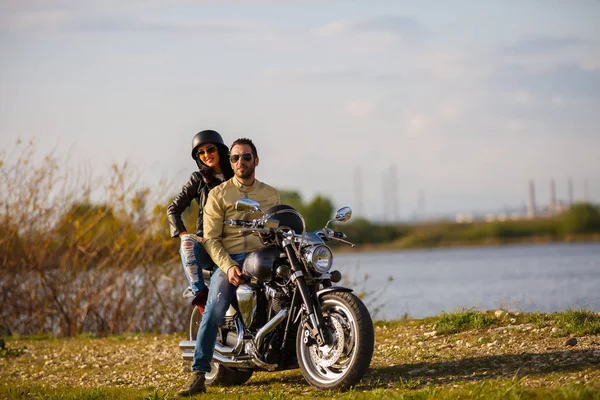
[188, 306, 253, 386]
[296, 291, 374, 390]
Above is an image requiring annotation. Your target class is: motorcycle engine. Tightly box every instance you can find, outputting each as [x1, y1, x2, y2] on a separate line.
[236, 284, 256, 329]
[236, 284, 268, 330]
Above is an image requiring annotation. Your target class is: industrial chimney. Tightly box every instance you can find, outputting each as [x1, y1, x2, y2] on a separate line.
[528, 180, 536, 218]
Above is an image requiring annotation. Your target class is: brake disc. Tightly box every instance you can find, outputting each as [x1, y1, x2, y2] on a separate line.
[309, 316, 345, 368]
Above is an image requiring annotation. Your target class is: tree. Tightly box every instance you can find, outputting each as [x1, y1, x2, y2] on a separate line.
[562, 203, 600, 234]
[304, 195, 334, 231]
[279, 190, 304, 212]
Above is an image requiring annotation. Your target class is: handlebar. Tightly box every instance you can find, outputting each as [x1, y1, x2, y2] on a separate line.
[332, 231, 345, 239]
[225, 219, 355, 247]
[224, 219, 262, 228]
[315, 228, 355, 247]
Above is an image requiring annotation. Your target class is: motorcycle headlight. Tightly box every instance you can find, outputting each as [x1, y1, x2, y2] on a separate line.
[303, 245, 333, 274]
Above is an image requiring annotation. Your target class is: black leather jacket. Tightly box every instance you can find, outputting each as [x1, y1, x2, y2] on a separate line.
[167, 168, 225, 238]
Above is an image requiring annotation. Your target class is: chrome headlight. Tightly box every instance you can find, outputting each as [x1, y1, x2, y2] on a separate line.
[302, 245, 333, 274]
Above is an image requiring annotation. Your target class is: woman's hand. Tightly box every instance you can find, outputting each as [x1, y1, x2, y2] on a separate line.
[180, 233, 205, 243]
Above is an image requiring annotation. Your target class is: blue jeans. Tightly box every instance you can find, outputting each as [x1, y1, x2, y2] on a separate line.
[180, 236, 215, 295]
[192, 253, 248, 373]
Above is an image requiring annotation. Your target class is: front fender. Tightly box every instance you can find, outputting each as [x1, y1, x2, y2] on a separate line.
[316, 286, 353, 300]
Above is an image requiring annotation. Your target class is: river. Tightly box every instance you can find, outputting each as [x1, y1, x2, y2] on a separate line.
[334, 242, 600, 320]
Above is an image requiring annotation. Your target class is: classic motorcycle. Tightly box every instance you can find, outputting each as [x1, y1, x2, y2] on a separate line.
[178, 199, 374, 390]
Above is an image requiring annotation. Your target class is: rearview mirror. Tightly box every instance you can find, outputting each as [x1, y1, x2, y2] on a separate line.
[334, 206, 352, 222]
[235, 198, 261, 214]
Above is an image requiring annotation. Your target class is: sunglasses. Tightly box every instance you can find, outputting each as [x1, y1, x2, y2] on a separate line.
[229, 153, 253, 163]
[197, 146, 218, 157]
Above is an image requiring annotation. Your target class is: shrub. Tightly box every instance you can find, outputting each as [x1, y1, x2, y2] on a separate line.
[562, 203, 600, 234]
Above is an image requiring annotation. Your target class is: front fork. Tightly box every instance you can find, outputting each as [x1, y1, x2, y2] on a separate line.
[283, 244, 331, 346]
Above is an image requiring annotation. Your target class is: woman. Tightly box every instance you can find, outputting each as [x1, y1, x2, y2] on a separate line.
[167, 129, 234, 313]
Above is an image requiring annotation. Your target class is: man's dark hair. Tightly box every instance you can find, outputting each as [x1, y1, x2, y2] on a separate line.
[230, 138, 258, 158]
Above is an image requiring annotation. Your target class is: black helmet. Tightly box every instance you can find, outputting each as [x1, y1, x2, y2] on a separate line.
[191, 129, 226, 160]
[266, 204, 304, 234]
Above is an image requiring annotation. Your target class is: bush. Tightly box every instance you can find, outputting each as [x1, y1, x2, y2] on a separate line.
[0, 140, 181, 337]
[562, 203, 600, 234]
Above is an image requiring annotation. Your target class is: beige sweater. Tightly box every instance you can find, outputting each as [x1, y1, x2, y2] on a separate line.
[203, 177, 280, 274]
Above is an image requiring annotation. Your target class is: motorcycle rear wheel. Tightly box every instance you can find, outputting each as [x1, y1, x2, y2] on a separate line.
[188, 306, 253, 386]
[296, 291, 374, 390]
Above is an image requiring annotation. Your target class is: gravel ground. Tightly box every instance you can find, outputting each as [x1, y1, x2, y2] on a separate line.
[1, 321, 599, 394]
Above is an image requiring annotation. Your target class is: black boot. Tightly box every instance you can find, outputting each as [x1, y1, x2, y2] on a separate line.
[177, 372, 206, 397]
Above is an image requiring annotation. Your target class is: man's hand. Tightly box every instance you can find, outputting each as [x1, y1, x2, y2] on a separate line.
[227, 266, 244, 287]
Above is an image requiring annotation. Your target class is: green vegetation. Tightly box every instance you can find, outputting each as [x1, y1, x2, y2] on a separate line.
[430, 308, 600, 337]
[1, 140, 599, 339]
[280, 190, 335, 231]
[1, 382, 599, 400]
[553, 308, 600, 336]
[562, 203, 600, 234]
[335, 203, 600, 251]
[1, 310, 599, 399]
[0, 345, 26, 358]
[517, 308, 600, 337]
[434, 309, 497, 335]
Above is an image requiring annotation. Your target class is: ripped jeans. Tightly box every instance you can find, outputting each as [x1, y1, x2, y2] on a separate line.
[192, 252, 248, 373]
[179, 235, 215, 296]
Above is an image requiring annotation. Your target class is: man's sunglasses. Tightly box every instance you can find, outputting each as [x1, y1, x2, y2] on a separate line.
[197, 146, 218, 157]
[229, 153, 253, 163]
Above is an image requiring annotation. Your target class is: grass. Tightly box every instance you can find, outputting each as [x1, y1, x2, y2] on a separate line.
[1, 309, 599, 399]
[433, 309, 497, 335]
[511, 308, 600, 337]
[0, 346, 26, 358]
[1, 381, 599, 400]
[552, 308, 600, 336]
[430, 307, 600, 336]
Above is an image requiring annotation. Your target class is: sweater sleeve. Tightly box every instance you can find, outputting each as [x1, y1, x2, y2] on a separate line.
[202, 189, 238, 274]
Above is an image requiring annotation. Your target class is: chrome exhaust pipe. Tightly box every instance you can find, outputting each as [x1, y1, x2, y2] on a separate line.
[179, 317, 245, 357]
[182, 350, 255, 368]
[254, 309, 288, 350]
[180, 308, 289, 369]
[214, 317, 245, 356]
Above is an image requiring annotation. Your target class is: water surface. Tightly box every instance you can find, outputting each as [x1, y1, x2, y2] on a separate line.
[334, 243, 600, 320]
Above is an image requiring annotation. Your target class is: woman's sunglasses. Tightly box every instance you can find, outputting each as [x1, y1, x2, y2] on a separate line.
[229, 153, 253, 163]
[197, 146, 218, 157]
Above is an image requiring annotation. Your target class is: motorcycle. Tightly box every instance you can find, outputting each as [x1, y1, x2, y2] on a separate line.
[178, 199, 374, 390]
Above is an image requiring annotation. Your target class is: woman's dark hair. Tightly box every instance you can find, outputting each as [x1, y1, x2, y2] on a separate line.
[216, 145, 234, 178]
[198, 144, 233, 185]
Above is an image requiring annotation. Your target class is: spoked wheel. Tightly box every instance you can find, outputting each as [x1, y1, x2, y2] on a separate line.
[187, 306, 253, 386]
[297, 292, 374, 390]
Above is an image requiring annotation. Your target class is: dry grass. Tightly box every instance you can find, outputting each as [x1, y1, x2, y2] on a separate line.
[1, 311, 599, 399]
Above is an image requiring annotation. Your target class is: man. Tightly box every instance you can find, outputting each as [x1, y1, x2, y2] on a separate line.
[178, 138, 280, 397]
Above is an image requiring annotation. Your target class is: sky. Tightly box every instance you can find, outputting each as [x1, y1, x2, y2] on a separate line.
[1, 0, 599, 221]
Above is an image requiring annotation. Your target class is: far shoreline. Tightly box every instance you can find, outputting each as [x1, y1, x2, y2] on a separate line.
[332, 234, 600, 254]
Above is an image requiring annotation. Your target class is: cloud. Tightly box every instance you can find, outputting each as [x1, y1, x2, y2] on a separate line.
[313, 15, 428, 41]
[343, 100, 376, 118]
[0, 1, 273, 35]
[491, 63, 600, 98]
[2, 9, 266, 34]
[505, 34, 590, 55]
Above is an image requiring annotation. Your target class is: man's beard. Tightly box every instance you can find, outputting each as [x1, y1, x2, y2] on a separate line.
[235, 163, 255, 180]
